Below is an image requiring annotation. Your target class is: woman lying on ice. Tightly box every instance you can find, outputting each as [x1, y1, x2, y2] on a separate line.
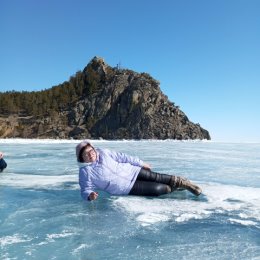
[76, 140, 202, 201]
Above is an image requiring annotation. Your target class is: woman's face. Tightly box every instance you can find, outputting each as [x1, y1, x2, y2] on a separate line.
[82, 146, 97, 163]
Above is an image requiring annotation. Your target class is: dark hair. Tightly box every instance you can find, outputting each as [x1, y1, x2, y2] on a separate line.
[79, 145, 91, 162]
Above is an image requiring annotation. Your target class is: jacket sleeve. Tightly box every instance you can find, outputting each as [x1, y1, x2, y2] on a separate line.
[104, 149, 144, 167]
[79, 168, 95, 201]
[0, 158, 7, 172]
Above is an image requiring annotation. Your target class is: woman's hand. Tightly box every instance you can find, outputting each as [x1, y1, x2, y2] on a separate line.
[88, 192, 99, 201]
[142, 162, 151, 170]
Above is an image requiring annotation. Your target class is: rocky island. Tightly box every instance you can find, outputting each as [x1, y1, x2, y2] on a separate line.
[0, 57, 210, 140]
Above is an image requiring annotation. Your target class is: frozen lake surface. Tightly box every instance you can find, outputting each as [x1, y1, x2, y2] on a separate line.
[0, 139, 260, 259]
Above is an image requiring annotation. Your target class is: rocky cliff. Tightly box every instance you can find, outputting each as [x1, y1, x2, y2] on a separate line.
[0, 57, 210, 140]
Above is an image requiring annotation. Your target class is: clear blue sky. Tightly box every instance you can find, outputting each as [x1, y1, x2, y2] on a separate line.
[1, 0, 260, 142]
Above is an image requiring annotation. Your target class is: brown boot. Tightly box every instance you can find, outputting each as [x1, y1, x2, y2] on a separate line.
[170, 176, 202, 196]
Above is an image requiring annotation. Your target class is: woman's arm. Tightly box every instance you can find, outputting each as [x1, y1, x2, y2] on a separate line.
[104, 149, 145, 167]
[79, 169, 97, 201]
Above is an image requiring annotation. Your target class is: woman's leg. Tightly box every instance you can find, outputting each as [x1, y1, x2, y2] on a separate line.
[128, 168, 172, 196]
[137, 168, 173, 185]
[137, 168, 202, 196]
[129, 180, 171, 196]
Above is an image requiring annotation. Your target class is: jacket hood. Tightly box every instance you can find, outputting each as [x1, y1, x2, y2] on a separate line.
[76, 140, 93, 162]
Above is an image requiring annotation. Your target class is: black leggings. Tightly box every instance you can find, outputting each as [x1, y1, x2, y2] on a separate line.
[129, 168, 173, 196]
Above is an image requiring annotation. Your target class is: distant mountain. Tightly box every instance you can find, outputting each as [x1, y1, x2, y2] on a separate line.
[0, 56, 210, 140]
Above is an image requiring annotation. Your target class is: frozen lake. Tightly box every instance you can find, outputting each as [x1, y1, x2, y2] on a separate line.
[0, 139, 260, 259]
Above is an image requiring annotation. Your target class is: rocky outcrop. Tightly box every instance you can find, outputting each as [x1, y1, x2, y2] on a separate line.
[0, 56, 210, 140]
